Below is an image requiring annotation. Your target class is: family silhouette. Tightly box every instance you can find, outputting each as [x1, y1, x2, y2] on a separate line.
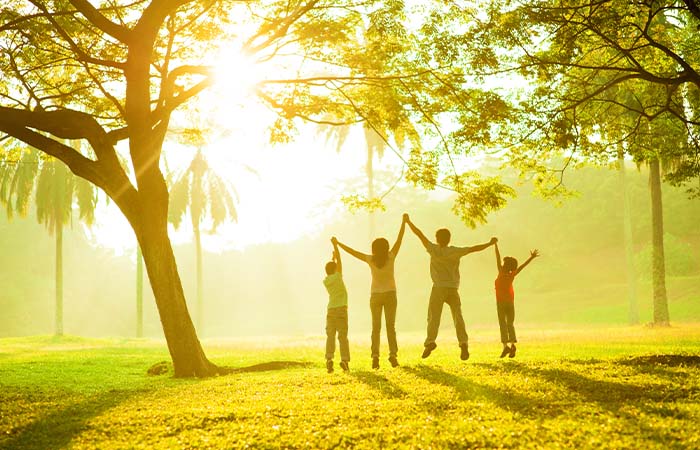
[322, 213, 539, 372]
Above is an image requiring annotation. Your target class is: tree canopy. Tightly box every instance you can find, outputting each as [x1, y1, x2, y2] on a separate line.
[459, 0, 700, 195]
[0, 0, 522, 376]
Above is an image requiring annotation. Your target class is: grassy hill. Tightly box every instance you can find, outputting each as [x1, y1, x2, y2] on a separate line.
[1, 328, 699, 449]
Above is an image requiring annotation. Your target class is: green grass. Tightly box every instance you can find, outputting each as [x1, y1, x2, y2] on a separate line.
[1, 327, 700, 449]
[511, 274, 700, 326]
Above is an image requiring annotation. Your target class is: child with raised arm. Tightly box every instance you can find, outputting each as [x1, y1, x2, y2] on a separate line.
[494, 243, 540, 358]
[333, 215, 407, 370]
[322, 239, 350, 373]
[405, 214, 497, 361]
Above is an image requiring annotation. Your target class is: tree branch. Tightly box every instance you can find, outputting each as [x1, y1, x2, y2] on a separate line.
[27, 0, 127, 70]
[69, 0, 132, 43]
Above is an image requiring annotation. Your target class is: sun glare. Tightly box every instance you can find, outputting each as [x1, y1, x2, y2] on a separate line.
[89, 45, 383, 256]
[211, 48, 264, 108]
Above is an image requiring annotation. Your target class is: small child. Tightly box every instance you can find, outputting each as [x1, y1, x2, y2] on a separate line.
[322, 238, 350, 373]
[494, 243, 539, 358]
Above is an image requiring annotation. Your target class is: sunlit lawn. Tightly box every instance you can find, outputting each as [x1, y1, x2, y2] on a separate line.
[1, 326, 700, 449]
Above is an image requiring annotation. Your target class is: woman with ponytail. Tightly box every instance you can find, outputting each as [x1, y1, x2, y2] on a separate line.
[333, 214, 407, 369]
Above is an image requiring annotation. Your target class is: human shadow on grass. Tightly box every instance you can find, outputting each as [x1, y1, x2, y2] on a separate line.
[350, 371, 408, 399]
[608, 354, 700, 384]
[617, 354, 700, 378]
[621, 354, 700, 367]
[494, 363, 691, 444]
[402, 365, 558, 418]
[1, 389, 137, 450]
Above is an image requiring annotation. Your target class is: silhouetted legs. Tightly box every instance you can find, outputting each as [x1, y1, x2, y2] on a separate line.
[424, 286, 468, 347]
[326, 306, 350, 362]
[370, 291, 398, 359]
[496, 301, 516, 344]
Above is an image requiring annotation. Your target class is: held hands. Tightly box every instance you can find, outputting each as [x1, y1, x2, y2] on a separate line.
[490, 237, 498, 245]
[402, 213, 410, 223]
[331, 236, 339, 246]
[530, 249, 540, 258]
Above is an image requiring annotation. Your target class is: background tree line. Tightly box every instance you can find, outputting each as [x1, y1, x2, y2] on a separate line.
[1, 163, 698, 339]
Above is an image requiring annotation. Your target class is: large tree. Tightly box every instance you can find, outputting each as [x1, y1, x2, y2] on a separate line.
[0, 1, 512, 376]
[462, 0, 700, 325]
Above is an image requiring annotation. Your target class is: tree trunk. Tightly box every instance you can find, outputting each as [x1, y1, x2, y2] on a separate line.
[136, 244, 144, 338]
[617, 155, 638, 324]
[366, 143, 375, 240]
[55, 223, 63, 336]
[649, 158, 670, 326]
[194, 224, 203, 334]
[134, 207, 221, 377]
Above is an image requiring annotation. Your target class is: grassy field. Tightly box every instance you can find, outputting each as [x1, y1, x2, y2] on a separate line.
[1, 326, 700, 449]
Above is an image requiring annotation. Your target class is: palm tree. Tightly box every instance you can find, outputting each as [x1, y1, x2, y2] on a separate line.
[318, 122, 387, 239]
[168, 149, 238, 333]
[363, 125, 387, 238]
[1, 149, 96, 336]
[135, 244, 144, 338]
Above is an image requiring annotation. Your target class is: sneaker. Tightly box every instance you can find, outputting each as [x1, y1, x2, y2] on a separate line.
[372, 357, 380, 369]
[460, 344, 470, 361]
[422, 343, 437, 359]
[500, 346, 511, 358]
[389, 356, 399, 368]
[340, 361, 349, 372]
[326, 360, 334, 373]
[509, 344, 517, 358]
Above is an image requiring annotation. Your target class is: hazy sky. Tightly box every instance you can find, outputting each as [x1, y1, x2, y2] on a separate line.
[87, 118, 407, 255]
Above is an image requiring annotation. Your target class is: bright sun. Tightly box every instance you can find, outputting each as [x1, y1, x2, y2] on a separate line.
[89, 46, 379, 255]
[210, 48, 264, 110]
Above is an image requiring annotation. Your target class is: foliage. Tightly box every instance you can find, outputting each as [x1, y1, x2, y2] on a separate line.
[340, 194, 387, 213]
[2, 0, 698, 373]
[2, 163, 700, 338]
[1, 330, 700, 449]
[168, 150, 238, 232]
[0, 150, 38, 219]
[635, 232, 699, 277]
[0, 149, 97, 231]
[447, 171, 516, 228]
[461, 0, 700, 194]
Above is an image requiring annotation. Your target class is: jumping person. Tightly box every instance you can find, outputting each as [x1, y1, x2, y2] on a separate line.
[322, 239, 350, 373]
[405, 214, 497, 361]
[333, 215, 407, 369]
[494, 243, 539, 358]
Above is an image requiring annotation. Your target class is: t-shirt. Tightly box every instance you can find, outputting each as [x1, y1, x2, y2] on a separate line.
[323, 272, 348, 309]
[495, 270, 515, 302]
[365, 252, 396, 294]
[425, 243, 471, 288]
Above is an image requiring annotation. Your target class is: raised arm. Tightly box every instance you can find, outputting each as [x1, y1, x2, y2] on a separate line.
[332, 240, 342, 273]
[464, 237, 498, 255]
[405, 214, 432, 248]
[514, 249, 540, 276]
[332, 237, 370, 262]
[390, 216, 408, 255]
[495, 242, 503, 271]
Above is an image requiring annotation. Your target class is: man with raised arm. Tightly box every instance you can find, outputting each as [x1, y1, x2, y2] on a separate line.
[405, 214, 497, 361]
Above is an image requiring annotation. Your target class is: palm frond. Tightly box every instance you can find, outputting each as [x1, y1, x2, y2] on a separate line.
[317, 122, 352, 153]
[207, 174, 237, 230]
[75, 176, 97, 226]
[168, 172, 191, 229]
[13, 150, 40, 217]
[364, 124, 387, 160]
